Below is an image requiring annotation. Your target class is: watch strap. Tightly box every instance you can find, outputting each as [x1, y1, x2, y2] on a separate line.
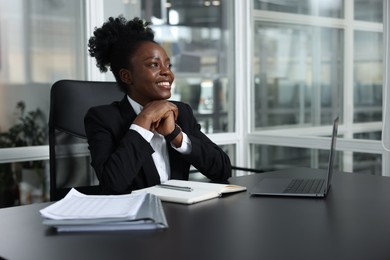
[164, 124, 181, 142]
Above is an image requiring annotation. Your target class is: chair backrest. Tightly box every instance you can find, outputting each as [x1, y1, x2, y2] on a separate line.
[49, 80, 123, 201]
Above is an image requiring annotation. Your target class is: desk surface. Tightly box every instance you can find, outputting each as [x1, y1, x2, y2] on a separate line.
[1, 168, 390, 260]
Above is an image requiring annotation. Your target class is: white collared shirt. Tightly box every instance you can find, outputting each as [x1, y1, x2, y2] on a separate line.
[127, 96, 191, 183]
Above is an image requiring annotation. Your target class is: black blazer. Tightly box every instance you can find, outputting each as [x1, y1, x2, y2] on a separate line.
[84, 95, 232, 194]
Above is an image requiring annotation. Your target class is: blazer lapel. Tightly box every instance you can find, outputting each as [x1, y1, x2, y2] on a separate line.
[143, 157, 161, 186]
[118, 95, 137, 128]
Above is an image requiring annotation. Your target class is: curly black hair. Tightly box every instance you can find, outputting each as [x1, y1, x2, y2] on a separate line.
[88, 16, 156, 92]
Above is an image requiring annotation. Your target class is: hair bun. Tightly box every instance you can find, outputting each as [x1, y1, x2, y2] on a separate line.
[88, 16, 155, 73]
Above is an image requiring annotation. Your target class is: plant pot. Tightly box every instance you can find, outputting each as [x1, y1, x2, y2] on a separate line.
[0, 189, 19, 208]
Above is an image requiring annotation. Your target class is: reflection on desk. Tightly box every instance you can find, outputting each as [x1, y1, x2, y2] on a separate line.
[1, 168, 390, 260]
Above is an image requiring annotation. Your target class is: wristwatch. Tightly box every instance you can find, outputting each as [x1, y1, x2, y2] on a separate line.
[164, 124, 181, 142]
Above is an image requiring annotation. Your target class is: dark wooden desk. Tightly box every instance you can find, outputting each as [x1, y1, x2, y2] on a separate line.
[1, 168, 390, 260]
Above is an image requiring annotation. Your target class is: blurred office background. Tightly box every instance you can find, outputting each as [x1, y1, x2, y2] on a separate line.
[0, 0, 388, 206]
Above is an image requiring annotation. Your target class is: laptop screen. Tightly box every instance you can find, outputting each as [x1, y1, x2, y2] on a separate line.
[324, 116, 339, 193]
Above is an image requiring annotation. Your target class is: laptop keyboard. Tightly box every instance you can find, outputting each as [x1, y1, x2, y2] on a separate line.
[284, 178, 325, 194]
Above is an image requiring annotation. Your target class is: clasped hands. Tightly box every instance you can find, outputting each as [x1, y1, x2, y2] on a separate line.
[133, 100, 178, 136]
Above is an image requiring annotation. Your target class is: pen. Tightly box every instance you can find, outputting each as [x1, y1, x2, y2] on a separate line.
[158, 184, 193, 192]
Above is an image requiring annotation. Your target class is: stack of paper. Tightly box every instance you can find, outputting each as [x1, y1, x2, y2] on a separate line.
[40, 188, 168, 232]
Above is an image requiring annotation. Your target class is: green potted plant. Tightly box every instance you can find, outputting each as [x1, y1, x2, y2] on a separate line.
[0, 101, 47, 205]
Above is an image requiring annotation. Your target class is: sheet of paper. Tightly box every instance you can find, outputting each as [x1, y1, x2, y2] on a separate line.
[40, 189, 146, 220]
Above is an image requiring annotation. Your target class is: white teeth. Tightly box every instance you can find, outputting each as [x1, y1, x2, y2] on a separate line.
[158, 82, 170, 86]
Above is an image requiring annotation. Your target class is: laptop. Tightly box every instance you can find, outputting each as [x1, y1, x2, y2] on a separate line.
[250, 116, 339, 198]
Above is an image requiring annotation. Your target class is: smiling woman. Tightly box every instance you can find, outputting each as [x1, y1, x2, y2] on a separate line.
[84, 16, 232, 195]
[121, 41, 174, 105]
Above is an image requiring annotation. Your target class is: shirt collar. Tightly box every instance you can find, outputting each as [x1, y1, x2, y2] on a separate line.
[127, 95, 143, 115]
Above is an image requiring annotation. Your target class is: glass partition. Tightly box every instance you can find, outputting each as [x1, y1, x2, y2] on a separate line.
[354, 0, 383, 22]
[251, 0, 385, 175]
[253, 0, 344, 18]
[253, 22, 343, 128]
[353, 30, 383, 124]
[0, 0, 85, 207]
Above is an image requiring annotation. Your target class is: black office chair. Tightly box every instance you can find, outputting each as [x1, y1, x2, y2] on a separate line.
[48, 80, 123, 201]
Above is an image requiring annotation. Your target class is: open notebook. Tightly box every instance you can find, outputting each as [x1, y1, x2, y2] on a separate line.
[134, 179, 247, 204]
